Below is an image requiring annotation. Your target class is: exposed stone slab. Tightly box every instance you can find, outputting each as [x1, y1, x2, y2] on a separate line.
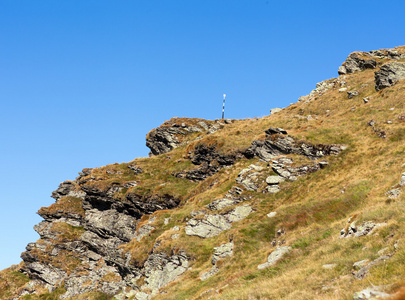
[186, 205, 253, 238]
[257, 246, 291, 270]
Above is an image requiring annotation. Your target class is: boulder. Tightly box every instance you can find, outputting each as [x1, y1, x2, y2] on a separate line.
[265, 127, 287, 136]
[347, 91, 359, 99]
[257, 246, 291, 270]
[266, 175, 285, 185]
[270, 108, 282, 114]
[338, 52, 377, 75]
[375, 62, 405, 91]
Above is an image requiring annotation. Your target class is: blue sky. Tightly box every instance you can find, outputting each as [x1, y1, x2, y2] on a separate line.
[1, 0, 404, 270]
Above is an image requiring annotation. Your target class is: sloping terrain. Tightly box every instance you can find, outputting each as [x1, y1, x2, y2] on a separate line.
[1, 46, 405, 300]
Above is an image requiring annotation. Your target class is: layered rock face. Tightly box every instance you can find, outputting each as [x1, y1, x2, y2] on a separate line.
[20, 167, 186, 299]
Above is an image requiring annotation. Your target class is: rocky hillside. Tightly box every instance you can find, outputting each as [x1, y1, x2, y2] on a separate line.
[1, 46, 405, 300]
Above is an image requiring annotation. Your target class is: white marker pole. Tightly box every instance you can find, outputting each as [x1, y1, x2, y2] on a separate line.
[222, 94, 226, 119]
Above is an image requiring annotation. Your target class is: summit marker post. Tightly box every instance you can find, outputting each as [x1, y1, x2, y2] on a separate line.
[222, 94, 226, 119]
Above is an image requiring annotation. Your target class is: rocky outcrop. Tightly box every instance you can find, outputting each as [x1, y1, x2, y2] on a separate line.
[338, 52, 377, 75]
[375, 62, 405, 91]
[257, 246, 291, 270]
[200, 242, 234, 281]
[146, 119, 208, 156]
[185, 205, 253, 238]
[235, 164, 264, 191]
[20, 167, 185, 299]
[245, 129, 346, 162]
[340, 221, 386, 238]
[175, 143, 236, 181]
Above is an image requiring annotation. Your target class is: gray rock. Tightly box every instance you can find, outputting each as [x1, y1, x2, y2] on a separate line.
[198, 121, 209, 130]
[136, 224, 155, 242]
[146, 127, 183, 156]
[386, 188, 402, 199]
[266, 175, 285, 185]
[354, 255, 391, 279]
[363, 97, 370, 103]
[257, 246, 291, 270]
[142, 253, 189, 293]
[353, 259, 370, 270]
[207, 125, 220, 134]
[400, 172, 405, 186]
[340, 221, 386, 238]
[185, 215, 232, 238]
[267, 212, 277, 218]
[265, 185, 281, 194]
[270, 108, 282, 114]
[338, 52, 377, 75]
[265, 127, 287, 135]
[207, 198, 237, 210]
[347, 91, 359, 99]
[369, 49, 405, 60]
[85, 209, 138, 242]
[200, 266, 219, 281]
[236, 165, 264, 191]
[212, 242, 234, 264]
[375, 62, 405, 91]
[353, 288, 390, 299]
[185, 205, 252, 238]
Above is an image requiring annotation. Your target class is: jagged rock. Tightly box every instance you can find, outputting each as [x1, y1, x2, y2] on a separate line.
[246, 134, 346, 162]
[142, 253, 189, 293]
[146, 127, 183, 156]
[369, 49, 405, 60]
[20, 261, 67, 286]
[338, 52, 377, 75]
[257, 246, 291, 270]
[347, 91, 359, 99]
[375, 62, 405, 91]
[386, 188, 402, 199]
[175, 144, 236, 181]
[353, 288, 390, 299]
[235, 165, 264, 191]
[265, 127, 287, 136]
[207, 198, 237, 210]
[136, 224, 155, 242]
[85, 209, 138, 242]
[207, 125, 220, 134]
[51, 181, 76, 200]
[185, 205, 253, 238]
[340, 221, 386, 238]
[266, 175, 285, 185]
[212, 242, 234, 265]
[127, 164, 143, 174]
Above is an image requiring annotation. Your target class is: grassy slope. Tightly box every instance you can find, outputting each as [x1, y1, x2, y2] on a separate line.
[3, 48, 405, 299]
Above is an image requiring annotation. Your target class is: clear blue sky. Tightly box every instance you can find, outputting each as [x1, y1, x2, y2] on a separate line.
[1, 0, 404, 270]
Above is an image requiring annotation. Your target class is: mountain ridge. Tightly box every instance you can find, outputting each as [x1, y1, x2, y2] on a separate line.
[1, 46, 405, 300]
